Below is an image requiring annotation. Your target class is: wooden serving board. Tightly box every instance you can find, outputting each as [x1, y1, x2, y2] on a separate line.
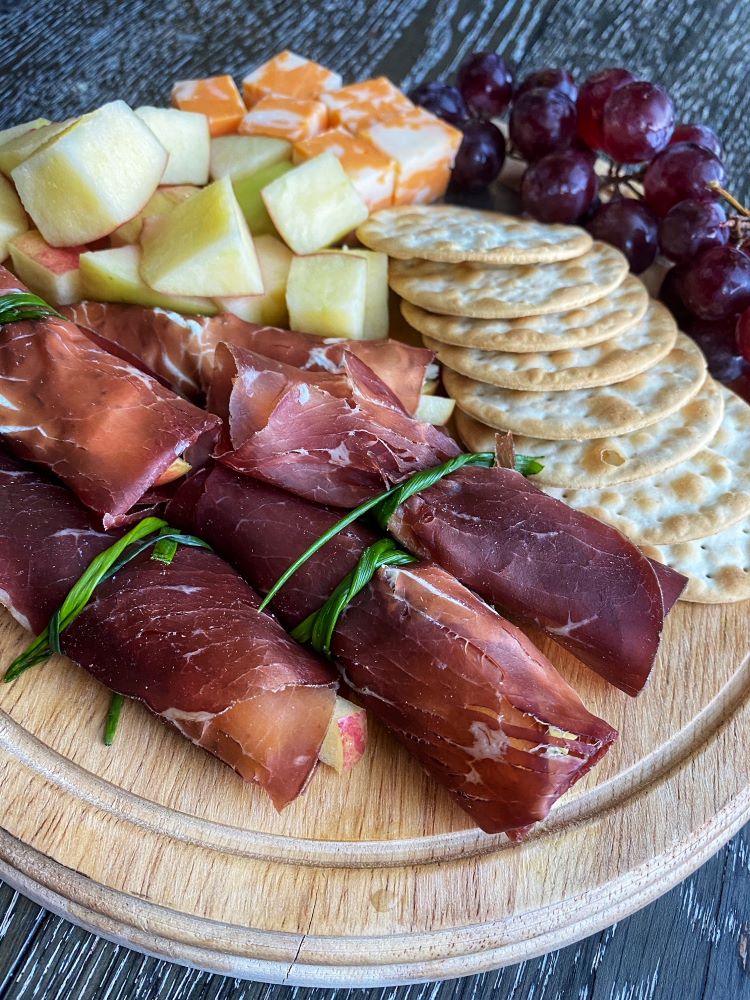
[1, 599, 749, 987]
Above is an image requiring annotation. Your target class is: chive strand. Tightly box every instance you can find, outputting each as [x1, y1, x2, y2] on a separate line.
[104, 693, 125, 746]
[0, 291, 64, 324]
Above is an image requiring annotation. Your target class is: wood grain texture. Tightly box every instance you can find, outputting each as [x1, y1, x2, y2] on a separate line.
[1, 0, 750, 996]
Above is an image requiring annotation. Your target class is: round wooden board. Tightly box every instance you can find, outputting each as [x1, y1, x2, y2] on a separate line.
[1, 600, 749, 987]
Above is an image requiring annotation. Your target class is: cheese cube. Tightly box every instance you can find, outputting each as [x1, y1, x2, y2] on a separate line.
[321, 77, 414, 131]
[242, 51, 342, 106]
[171, 75, 245, 137]
[360, 108, 462, 205]
[239, 96, 327, 142]
[294, 128, 395, 211]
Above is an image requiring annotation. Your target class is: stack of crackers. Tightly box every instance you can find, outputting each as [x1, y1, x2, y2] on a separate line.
[356, 204, 750, 605]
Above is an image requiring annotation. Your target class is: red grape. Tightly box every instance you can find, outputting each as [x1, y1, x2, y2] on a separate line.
[457, 52, 513, 118]
[600, 81, 674, 163]
[450, 120, 506, 190]
[643, 141, 725, 216]
[408, 81, 469, 126]
[685, 317, 746, 382]
[576, 67, 635, 150]
[659, 265, 693, 326]
[585, 198, 659, 273]
[520, 149, 597, 223]
[736, 308, 750, 363]
[679, 246, 750, 321]
[516, 68, 577, 102]
[658, 199, 728, 264]
[670, 123, 722, 158]
[509, 87, 577, 161]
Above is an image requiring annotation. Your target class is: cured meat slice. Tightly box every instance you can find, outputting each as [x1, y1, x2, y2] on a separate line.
[0, 267, 220, 527]
[0, 448, 337, 809]
[168, 466, 617, 835]
[201, 351, 686, 694]
[65, 302, 432, 412]
[208, 344, 459, 506]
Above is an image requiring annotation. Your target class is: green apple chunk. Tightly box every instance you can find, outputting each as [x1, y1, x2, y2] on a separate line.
[110, 185, 199, 246]
[0, 175, 29, 261]
[8, 230, 83, 304]
[216, 234, 292, 325]
[80, 244, 217, 315]
[414, 394, 455, 425]
[139, 177, 263, 297]
[12, 101, 168, 246]
[209, 135, 291, 181]
[233, 161, 292, 235]
[262, 152, 369, 254]
[0, 120, 71, 176]
[135, 106, 210, 185]
[286, 252, 368, 339]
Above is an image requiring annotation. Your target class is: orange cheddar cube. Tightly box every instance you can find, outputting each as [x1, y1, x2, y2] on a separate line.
[242, 51, 342, 107]
[321, 77, 414, 131]
[239, 96, 327, 142]
[171, 75, 245, 137]
[294, 127, 395, 211]
[360, 107, 462, 205]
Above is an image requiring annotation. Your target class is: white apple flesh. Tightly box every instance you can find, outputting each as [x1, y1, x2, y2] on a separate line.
[414, 394, 455, 425]
[215, 234, 292, 325]
[318, 697, 367, 773]
[286, 252, 368, 339]
[0, 175, 29, 261]
[8, 230, 84, 305]
[135, 106, 210, 186]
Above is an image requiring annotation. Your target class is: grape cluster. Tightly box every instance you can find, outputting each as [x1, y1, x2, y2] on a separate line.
[410, 55, 750, 397]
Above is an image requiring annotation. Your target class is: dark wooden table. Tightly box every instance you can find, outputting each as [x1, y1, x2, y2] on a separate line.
[1, 1, 749, 997]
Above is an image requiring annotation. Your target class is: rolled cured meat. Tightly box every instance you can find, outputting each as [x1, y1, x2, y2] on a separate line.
[168, 465, 618, 835]
[205, 349, 686, 695]
[0, 267, 221, 527]
[65, 302, 433, 413]
[0, 448, 337, 809]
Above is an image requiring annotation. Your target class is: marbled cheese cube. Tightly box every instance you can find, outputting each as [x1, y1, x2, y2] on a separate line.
[171, 75, 245, 137]
[242, 51, 342, 106]
[293, 127, 395, 211]
[239, 95, 327, 142]
[360, 108, 462, 204]
[321, 77, 414, 131]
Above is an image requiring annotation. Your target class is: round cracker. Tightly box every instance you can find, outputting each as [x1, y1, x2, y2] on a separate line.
[400, 275, 649, 353]
[389, 242, 629, 319]
[356, 204, 592, 263]
[454, 377, 725, 488]
[425, 299, 677, 392]
[443, 333, 707, 440]
[643, 518, 750, 604]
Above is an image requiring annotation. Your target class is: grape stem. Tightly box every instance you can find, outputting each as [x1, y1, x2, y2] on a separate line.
[708, 180, 750, 218]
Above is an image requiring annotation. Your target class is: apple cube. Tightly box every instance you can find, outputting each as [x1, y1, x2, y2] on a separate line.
[171, 75, 245, 137]
[0, 120, 72, 176]
[318, 696, 367, 773]
[351, 248, 389, 340]
[286, 251, 368, 339]
[0, 118, 50, 149]
[361, 107, 462, 205]
[233, 160, 293, 234]
[238, 95, 327, 142]
[209, 134, 291, 181]
[262, 152, 368, 254]
[0, 175, 29, 261]
[11, 101, 168, 247]
[242, 50, 342, 107]
[321, 77, 414, 131]
[80, 244, 217, 314]
[8, 230, 84, 304]
[139, 176, 263, 297]
[294, 127, 396, 211]
[135, 106, 210, 185]
[415, 394, 455, 425]
[110, 185, 198, 246]
[216, 234, 292, 325]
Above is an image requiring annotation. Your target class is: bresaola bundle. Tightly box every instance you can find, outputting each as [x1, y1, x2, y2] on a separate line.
[205, 346, 687, 695]
[0, 268, 220, 527]
[167, 466, 617, 835]
[0, 448, 337, 810]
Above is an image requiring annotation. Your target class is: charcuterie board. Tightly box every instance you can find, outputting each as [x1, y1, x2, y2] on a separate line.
[1, 596, 748, 987]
